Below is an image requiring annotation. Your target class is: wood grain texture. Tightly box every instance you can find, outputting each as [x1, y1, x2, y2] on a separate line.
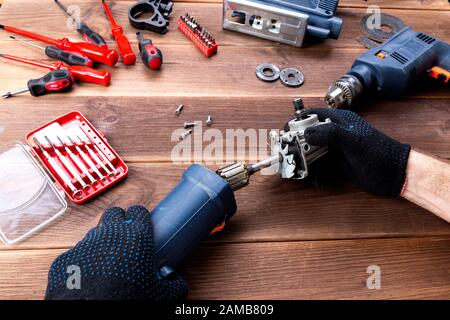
[1, 236, 450, 299]
[0, 1, 449, 48]
[0, 97, 449, 161]
[1, 162, 450, 251]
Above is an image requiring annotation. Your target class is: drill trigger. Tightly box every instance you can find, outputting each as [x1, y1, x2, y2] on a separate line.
[428, 66, 450, 84]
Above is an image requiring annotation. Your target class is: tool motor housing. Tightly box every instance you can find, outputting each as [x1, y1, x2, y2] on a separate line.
[152, 164, 237, 278]
[223, 0, 342, 47]
[351, 27, 450, 97]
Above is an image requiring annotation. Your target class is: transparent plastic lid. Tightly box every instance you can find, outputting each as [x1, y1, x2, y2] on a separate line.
[0, 141, 67, 244]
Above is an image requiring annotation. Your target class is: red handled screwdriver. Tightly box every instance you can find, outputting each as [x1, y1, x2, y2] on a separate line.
[54, 0, 108, 48]
[2, 69, 74, 98]
[0, 53, 111, 86]
[102, 0, 136, 65]
[136, 32, 162, 70]
[10, 36, 94, 67]
[0, 24, 118, 66]
[0, 53, 110, 86]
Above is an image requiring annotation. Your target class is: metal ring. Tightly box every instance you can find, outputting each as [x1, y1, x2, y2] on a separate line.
[256, 64, 280, 82]
[280, 68, 304, 87]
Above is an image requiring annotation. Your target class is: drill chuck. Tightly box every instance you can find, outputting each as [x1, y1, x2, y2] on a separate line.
[216, 163, 251, 191]
[325, 74, 363, 109]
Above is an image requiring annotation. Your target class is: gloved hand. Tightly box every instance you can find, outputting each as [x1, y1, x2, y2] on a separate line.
[303, 108, 411, 196]
[45, 205, 188, 300]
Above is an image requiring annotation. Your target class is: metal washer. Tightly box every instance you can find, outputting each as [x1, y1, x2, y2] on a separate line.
[280, 68, 304, 87]
[256, 63, 281, 82]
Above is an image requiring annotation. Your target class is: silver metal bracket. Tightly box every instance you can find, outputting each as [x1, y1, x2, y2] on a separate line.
[223, 0, 308, 47]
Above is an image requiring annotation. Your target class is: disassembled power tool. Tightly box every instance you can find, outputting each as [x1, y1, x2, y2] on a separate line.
[325, 27, 450, 109]
[128, 0, 173, 34]
[178, 14, 218, 57]
[150, 99, 330, 277]
[223, 0, 343, 47]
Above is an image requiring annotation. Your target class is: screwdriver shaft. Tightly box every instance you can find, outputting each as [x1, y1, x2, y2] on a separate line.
[10, 36, 45, 50]
[69, 136, 106, 181]
[83, 135, 118, 176]
[33, 137, 82, 198]
[45, 136, 89, 190]
[57, 135, 96, 184]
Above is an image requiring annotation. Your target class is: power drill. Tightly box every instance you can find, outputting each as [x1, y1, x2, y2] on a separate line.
[151, 99, 330, 278]
[325, 27, 450, 109]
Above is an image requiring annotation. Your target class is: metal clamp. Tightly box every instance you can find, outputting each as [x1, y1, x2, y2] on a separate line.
[128, 0, 173, 34]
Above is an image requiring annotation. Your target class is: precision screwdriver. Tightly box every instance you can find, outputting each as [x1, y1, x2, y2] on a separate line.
[102, 0, 136, 65]
[54, 0, 108, 48]
[67, 135, 106, 181]
[78, 135, 114, 177]
[10, 36, 93, 67]
[45, 136, 90, 190]
[56, 135, 97, 185]
[0, 24, 118, 66]
[2, 69, 74, 98]
[33, 136, 83, 198]
[0, 53, 111, 86]
[84, 134, 118, 175]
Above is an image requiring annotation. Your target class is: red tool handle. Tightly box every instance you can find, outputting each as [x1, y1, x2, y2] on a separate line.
[1, 24, 118, 67]
[67, 65, 112, 86]
[0, 54, 111, 86]
[102, 1, 136, 65]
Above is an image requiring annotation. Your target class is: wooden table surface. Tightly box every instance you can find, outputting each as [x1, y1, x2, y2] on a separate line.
[0, 0, 449, 299]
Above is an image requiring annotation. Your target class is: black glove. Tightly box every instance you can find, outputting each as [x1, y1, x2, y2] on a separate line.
[45, 205, 188, 300]
[303, 108, 411, 196]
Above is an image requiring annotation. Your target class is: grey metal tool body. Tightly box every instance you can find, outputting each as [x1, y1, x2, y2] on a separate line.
[56, 135, 96, 184]
[33, 137, 82, 198]
[217, 99, 330, 189]
[45, 136, 90, 190]
[223, 0, 342, 47]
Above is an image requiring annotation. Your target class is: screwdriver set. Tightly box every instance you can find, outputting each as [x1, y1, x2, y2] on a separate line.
[26, 111, 128, 203]
[178, 13, 218, 57]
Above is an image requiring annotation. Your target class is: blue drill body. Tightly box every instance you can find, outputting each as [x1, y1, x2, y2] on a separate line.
[151, 164, 237, 278]
[325, 27, 450, 108]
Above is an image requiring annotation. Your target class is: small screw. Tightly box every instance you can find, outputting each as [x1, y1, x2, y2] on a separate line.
[206, 115, 213, 126]
[175, 104, 184, 116]
[184, 121, 198, 129]
[180, 129, 192, 140]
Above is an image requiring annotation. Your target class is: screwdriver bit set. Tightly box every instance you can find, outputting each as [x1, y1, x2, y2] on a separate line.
[178, 13, 218, 57]
[25, 111, 128, 203]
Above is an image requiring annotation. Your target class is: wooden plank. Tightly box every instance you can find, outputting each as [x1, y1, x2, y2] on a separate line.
[0, 162, 449, 251]
[1, 97, 449, 162]
[1, 236, 450, 299]
[0, 1, 449, 49]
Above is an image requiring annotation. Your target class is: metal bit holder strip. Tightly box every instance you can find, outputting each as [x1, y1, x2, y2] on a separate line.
[178, 13, 218, 57]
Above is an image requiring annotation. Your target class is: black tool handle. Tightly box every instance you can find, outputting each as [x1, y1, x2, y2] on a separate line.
[137, 32, 163, 70]
[77, 22, 107, 48]
[27, 69, 74, 96]
[45, 46, 94, 67]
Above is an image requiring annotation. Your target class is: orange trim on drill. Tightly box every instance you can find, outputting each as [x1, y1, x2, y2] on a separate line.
[210, 222, 226, 235]
[428, 66, 450, 83]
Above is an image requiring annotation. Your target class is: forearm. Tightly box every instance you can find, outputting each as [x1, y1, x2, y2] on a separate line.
[401, 149, 450, 222]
